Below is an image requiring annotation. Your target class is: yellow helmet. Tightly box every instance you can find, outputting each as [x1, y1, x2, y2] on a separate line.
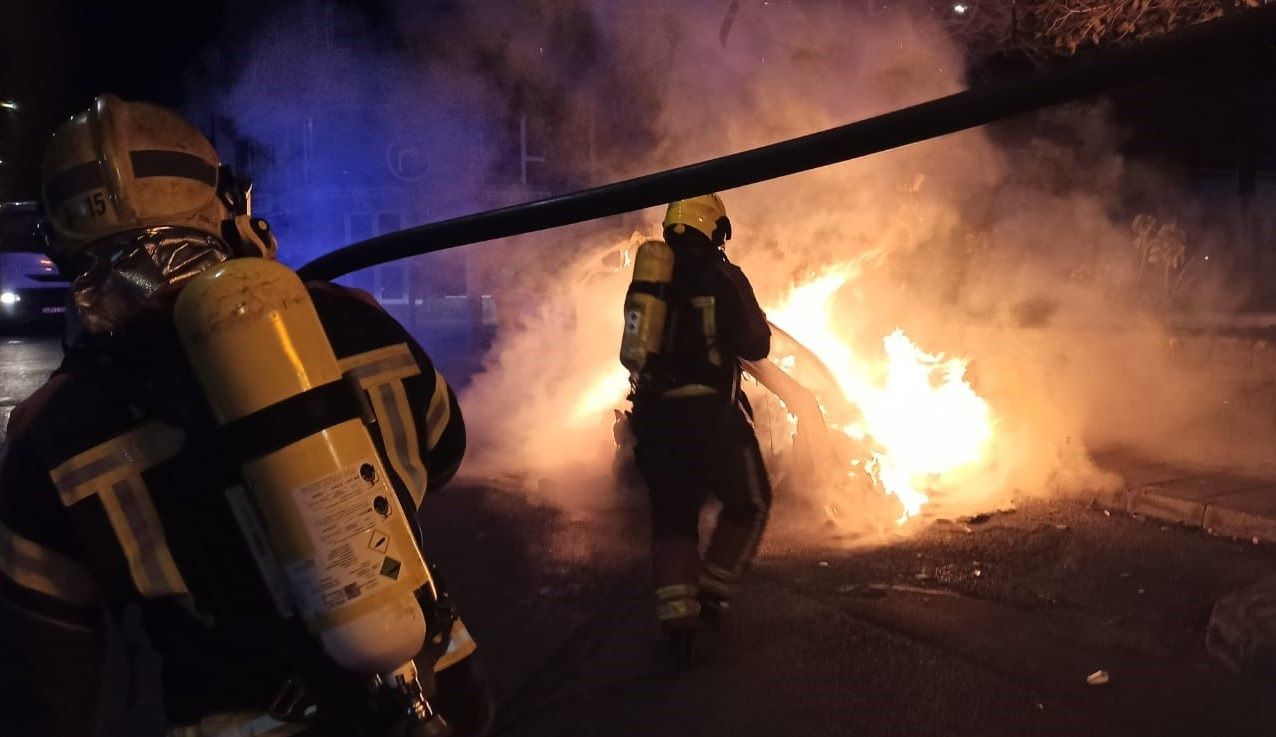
[663, 193, 731, 246]
[40, 94, 229, 266]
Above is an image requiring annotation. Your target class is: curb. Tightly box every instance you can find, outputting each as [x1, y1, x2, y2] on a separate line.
[1098, 484, 1276, 545]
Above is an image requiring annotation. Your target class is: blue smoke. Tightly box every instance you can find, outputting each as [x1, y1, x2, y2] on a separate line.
[188, 2, 506, 379]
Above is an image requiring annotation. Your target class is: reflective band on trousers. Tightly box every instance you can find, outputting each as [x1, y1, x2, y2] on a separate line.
[700, 561, 738, 598]
[655, 583, 700, 621]
[339, 343, 442, 506]
[50, 421, 189, 598]
[0, 516, 99, 606]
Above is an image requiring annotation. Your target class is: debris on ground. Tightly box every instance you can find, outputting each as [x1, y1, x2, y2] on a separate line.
[1086, 670, 1110, 686]
[1208, 574, 1276, 678]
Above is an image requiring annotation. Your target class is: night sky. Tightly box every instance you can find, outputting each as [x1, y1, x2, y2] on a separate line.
[0, 1, 418, 201]
[1, 0, 1271, 204]
[1, 1, 222, 198]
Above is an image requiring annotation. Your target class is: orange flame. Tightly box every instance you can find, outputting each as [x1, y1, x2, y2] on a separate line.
[571, 364, 631, 427]
[768, 267, 993, 523]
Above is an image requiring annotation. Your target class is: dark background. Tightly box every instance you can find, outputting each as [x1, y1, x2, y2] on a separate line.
[2, 0, 1272, 198]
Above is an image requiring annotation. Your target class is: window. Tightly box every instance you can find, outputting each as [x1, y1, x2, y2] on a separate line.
[341, 213, 377, 293]
[341, 211, 409, 303]
[377, 263, 407, 304]
[373, 213, 407, 304]
[346, 212, 375, 243]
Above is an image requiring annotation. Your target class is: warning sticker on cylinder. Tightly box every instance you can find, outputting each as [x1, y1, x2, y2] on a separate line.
[283, 459, 408, 621]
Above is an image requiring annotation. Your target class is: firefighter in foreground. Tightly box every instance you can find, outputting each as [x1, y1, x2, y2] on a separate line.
[621, 194, 773, 660]
[0, 96, 493, 736]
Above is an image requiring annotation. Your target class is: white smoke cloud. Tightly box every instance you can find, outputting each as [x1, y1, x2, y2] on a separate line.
[202, 0, 1270, 536]
[459, 1, 1267, 527]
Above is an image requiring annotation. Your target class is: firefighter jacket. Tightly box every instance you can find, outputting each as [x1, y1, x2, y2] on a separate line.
[0, 282, 467, 735]
[634, 246, 770, 402]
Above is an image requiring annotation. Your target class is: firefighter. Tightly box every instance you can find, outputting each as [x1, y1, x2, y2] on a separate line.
[0, 95, 493, 737]
[621, 194, 772, 661]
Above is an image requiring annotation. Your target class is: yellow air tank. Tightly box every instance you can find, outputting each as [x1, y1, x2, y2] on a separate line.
[174, 258, 435, 692]
[620, 239, 675, 374]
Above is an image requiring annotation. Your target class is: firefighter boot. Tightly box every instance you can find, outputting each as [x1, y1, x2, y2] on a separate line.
[655, 584, 700, 668]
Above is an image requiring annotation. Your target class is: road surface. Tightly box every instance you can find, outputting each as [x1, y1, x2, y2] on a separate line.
[1, 336, 1272, 736]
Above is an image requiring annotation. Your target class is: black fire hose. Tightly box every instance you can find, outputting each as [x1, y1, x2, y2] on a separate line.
[298, 6, 1276, 282]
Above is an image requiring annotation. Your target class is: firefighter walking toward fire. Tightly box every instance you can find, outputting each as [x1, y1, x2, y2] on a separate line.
[0, 96, 493, 737]
[620, 194, 773, 662]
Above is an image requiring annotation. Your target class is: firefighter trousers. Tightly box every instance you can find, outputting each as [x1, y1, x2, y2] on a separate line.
[631, 393, 773, 630]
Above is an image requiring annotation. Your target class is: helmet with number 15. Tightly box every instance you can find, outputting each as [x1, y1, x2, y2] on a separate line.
[40, 94, 230, 273]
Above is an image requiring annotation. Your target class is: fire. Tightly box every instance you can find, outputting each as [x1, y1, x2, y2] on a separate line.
[571, 365, 631, 427]
[767, 267, 993, 523]
[561, 255, 996, 525]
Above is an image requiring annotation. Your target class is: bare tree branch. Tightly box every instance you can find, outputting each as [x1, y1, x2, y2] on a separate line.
[945, 0, 1264, 62]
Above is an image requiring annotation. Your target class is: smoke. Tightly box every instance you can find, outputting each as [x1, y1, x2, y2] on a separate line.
[189, 2, 498, 265]
[458, 3, 1017, 519]
[453, 3, 1130, 521]
[198, 1, 1272, 534]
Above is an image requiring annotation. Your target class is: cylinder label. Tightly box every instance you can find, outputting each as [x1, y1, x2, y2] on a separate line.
[284, 459, 411, 620]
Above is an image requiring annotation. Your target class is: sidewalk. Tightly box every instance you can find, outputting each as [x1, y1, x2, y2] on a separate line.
[1092, 451, 1276, 544]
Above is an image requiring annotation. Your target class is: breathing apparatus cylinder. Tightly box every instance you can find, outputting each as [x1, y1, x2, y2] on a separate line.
[173, 258, 445, 731]
[620, 239, 675, 374]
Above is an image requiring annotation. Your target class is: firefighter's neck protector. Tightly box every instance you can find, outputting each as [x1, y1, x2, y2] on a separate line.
[71, 226, 231, 335]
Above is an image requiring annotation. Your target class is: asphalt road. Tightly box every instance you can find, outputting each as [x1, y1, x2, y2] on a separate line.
[0, 335, 60, 434]
[2, 336, 1274, 736]
[425, 485, 1276, 737]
